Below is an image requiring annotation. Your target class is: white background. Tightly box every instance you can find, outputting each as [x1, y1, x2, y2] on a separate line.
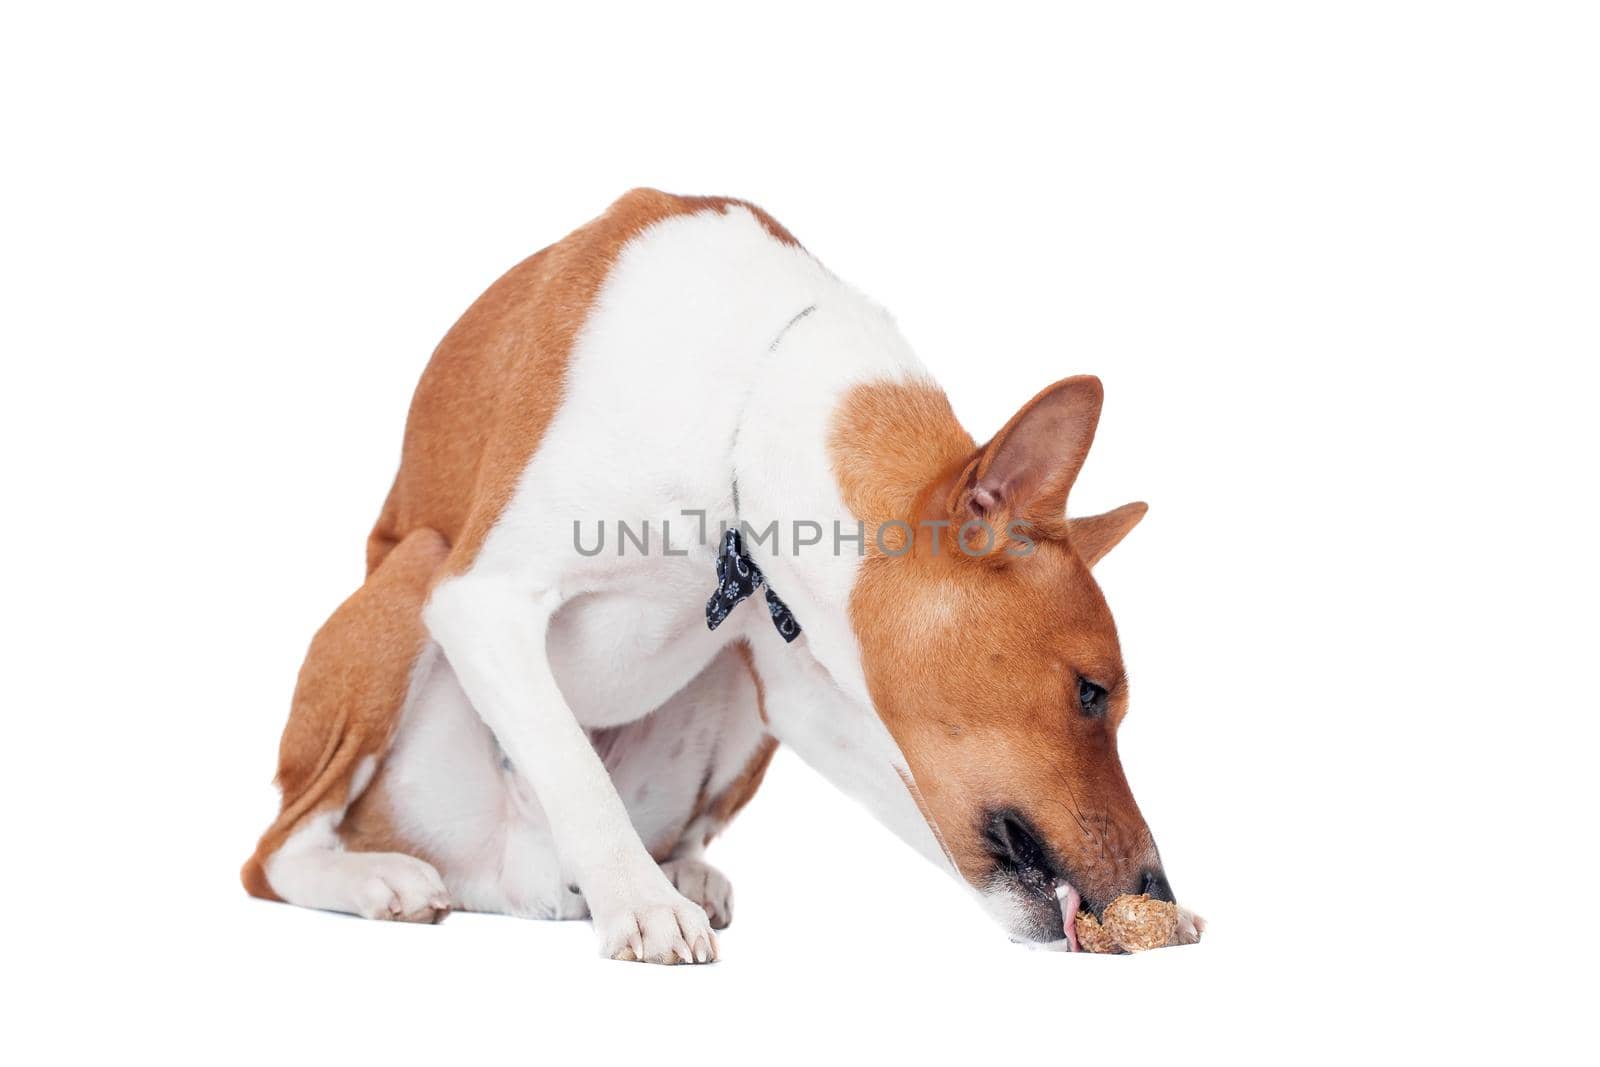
[4, 2, 1596, 1062]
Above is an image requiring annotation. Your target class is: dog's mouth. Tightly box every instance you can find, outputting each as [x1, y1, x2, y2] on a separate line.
[982, 809, 1090, 951]
[981, 808, 1204, 952]
[1054, 881, 1085, 952]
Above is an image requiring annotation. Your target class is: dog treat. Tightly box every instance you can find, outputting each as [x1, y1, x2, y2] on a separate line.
[1076, 894, 1190, 953]
[1075, 910, 1125, 954]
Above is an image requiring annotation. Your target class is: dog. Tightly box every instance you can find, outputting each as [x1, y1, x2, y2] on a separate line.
[242, 188, 1197, 963]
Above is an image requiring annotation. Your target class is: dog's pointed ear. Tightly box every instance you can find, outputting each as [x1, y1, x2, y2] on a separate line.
[1069, 502, 1148, 566]
[950, 376, 1103, 546]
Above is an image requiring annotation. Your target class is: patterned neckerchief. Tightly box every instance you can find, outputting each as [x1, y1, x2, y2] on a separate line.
[705, 528, 801, 643]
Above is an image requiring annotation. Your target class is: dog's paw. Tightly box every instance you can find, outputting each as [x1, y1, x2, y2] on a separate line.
[660, 857, 734, 929]
[1176, 906, 1206, 946]
[593, 888, 718, 965]
[349, 853, 452, 923]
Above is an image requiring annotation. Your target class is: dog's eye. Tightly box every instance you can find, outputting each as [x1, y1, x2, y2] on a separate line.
[1077, 678, 1107, 717]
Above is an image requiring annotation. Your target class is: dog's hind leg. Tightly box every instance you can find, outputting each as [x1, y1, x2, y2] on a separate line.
[240, 527, 453, 922]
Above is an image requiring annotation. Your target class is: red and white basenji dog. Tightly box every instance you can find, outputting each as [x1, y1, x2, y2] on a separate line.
[243, 189, 1199, 964]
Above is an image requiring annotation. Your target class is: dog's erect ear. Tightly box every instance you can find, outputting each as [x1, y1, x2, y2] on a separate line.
[949, 376, 1103, 550]
[1069, 501, 1148, 566]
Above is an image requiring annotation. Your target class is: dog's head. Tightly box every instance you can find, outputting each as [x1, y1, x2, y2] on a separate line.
[836, 375, 1171, 945]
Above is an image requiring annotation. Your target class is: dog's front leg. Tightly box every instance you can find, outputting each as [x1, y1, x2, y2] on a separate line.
[425, 577, 716, 964]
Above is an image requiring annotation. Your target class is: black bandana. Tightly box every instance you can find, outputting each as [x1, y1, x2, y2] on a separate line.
[706, 529, 801, 643]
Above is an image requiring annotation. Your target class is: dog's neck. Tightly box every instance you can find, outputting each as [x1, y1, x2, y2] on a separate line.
[726, 293, 971, 874]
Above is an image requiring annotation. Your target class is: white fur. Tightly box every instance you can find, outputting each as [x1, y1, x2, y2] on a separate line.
[264, 810, 449, 922]
[416, 206, 957, 960]
[347, 755, 377, 805]
[375, 639, 763, 922]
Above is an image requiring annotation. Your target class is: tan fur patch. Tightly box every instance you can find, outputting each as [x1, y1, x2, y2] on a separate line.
[687, 642, 778, 850]
[705, 736, 779, 829]
[731, 639, 770, 726]
[241, 527, 448, 898]
[830, 379, 974, 544]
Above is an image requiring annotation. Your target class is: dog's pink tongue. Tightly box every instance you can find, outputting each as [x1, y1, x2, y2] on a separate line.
[1060, 884, 1082, 952]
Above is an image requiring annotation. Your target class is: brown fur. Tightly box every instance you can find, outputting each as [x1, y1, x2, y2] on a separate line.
[241, 527, 448, 898]
[248, 191, 795, 898]
[830, 378, 1155, 910]
[703, 643, 778, 829]
[1069, 501, 1149, 566]
[731, 639, 770, 726]
[705, 736, 779, 831]
[685, 641, 778, 851]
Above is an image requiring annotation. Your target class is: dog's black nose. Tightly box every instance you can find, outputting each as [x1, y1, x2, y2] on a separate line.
[1140, 868, 1175, 903]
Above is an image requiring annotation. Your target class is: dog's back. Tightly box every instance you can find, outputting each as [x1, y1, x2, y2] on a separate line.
[366, 188, 810, 577]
